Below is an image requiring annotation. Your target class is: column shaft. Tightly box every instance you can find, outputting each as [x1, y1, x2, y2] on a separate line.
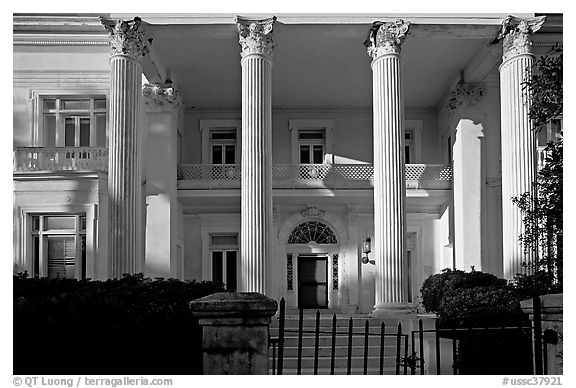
[240, 54, 273, 293]
[500, 54, 537, 278]
[108, 55, 143, 277]
[372, 54, 407, 310]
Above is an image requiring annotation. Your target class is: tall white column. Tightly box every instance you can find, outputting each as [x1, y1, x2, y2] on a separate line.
[365, 20, 410, 315]
[236, 16, 276, 293]
[102, 17, 148, 278]
[497, 16, 545, 279]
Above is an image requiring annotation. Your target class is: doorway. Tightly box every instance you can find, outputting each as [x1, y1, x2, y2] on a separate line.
[297, 255, 328, 308]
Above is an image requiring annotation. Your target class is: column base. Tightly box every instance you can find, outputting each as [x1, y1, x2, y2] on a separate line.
[370, 303, 414, 318]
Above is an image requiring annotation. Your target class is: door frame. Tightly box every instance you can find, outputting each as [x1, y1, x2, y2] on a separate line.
[297, 254, 329, 309]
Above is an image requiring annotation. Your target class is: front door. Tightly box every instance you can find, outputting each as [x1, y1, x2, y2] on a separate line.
[297, 255, 328, 308]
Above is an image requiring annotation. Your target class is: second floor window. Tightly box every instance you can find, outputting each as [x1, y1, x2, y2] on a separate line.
[211, 129, 236, 164]
[298, 129, 325, 164]
[42, 97, 107, 148]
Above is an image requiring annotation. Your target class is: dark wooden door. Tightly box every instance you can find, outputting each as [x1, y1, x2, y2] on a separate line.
[297, 255, 328, 308]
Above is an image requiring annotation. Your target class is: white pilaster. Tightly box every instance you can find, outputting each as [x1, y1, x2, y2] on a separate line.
[365, 20, 410, 315]
[142, 83, 182, 279]
[102, 17, 149, 278]
[236, 16, 276, 293]
[497, 16, 545, 279]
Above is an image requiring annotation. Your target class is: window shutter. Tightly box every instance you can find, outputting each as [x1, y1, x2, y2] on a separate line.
[47, 236, 76, 279]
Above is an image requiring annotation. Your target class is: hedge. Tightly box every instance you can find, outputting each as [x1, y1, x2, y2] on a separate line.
[13, 273, 224, 375]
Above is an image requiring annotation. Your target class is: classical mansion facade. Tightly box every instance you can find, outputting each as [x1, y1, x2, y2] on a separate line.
[12, 13, 562, 315]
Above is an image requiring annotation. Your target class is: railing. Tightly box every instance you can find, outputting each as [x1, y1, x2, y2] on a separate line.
[177, 163, 453, 190]
[13, 147, 108, 172]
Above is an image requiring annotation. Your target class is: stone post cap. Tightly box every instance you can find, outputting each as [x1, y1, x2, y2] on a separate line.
[189, 292, 278, 319]
[520, 293, 563, 318]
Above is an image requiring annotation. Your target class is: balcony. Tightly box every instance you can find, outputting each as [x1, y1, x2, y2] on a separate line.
[13, 147, 108, 172]
[177, 164, 452, 190]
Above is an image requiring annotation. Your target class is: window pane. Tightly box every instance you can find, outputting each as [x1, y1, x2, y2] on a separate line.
[212, 145, 223, 164]
[211, 130, 236, 140]
[94, 99, 107, 110]
[65, 117, 76, 146]
[299, 130, 325, 140]
[33, 236, 40, 277]
[32, 216, 40, 231]
[300, 146, 310, 164]
[45, 216, 75, 230]
[95, 113, 107, 147]
[80, 235, 86, 280]
[537, 129, 548, 147]
[226, 251, 237, 292]
[312, 145, 323, 164]
[405, 131, 413, 140]
[211, 235, 238, 245]
[44, 115, 56, 147]
[80, 216, 87, 231]
[79, 118, 90, 146]
[225, 145, 236, 164]
[405, 146, 411, 164]
[212, 251, 223, 284]
[47, 236, 76, 279]
[43, 99, 56, 110]
[61, 99, 90, 110]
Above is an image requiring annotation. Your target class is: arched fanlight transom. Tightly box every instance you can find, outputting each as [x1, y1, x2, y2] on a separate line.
[287, 220, 337, 244]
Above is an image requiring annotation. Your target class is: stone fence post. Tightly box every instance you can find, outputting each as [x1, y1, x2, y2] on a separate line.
[521, 293, 563, 375]
[189, 292, 278, 375]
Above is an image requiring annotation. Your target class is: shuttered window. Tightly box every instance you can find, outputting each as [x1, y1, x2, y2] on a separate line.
[47, 236, 76, 279]
[30, 214, 86, 279]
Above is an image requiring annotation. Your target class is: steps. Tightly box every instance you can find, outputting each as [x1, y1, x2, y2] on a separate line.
[269, 311, 407, 375]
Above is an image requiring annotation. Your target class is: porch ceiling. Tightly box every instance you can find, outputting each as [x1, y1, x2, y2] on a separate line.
[148, 22, 492, 110]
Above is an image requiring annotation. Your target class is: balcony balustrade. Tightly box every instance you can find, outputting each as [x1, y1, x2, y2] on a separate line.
[177, 163, 452, 190]
[13, 149, 452, 190]
[13, 147, 108, 172]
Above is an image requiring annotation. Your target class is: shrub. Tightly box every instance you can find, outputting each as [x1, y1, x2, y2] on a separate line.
[420, 268, 506, 314]
[13, 273, 224, 375]
[438, 286, 526, 328]
[510, 270, 562, 300]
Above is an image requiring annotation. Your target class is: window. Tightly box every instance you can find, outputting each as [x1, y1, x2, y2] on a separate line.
[210, 129, 237, 164]
[537, 118, 562, 169]
[298, 129, 325, 164]
[290, 119, 334, 164]
[200, 120, 242, 165]
[210, 234, 238, 291]
[405, 130, 415, 164]
[287, 221, 337, 244]
[41, 97, 107, 147]
[30, 214, 86, 279]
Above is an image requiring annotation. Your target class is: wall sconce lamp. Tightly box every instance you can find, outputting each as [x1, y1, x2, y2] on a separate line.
[361, 237, 375, 265]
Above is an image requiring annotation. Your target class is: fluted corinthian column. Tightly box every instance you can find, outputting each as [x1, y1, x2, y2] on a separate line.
[365, 20, 410, 315]
[236, 16, 276, 293]
[101, 17, 149, 278]
[496, 16, 545, 279]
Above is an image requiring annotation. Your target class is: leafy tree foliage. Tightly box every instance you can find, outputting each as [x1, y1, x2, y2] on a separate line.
[512, 45, 563, 290]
